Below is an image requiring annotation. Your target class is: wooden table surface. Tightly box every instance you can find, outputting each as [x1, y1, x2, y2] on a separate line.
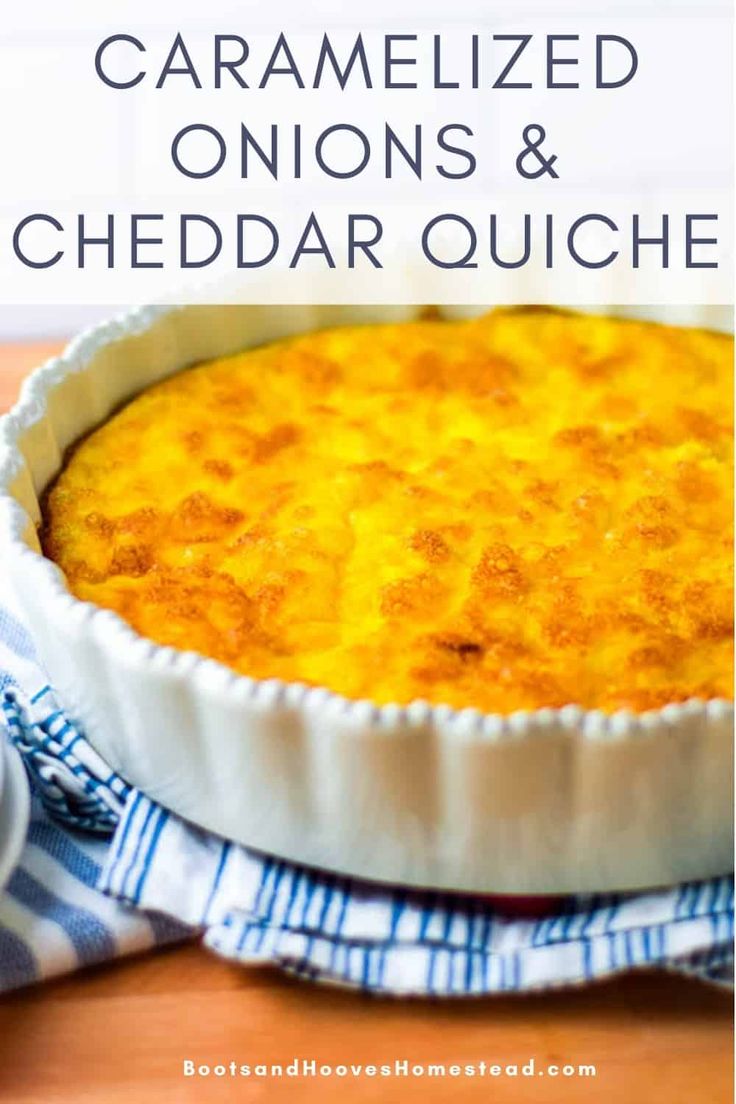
[0, 340, 732, 1104]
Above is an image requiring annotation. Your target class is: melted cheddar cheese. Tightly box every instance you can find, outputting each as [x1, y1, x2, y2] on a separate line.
[43, 309, 734, 713]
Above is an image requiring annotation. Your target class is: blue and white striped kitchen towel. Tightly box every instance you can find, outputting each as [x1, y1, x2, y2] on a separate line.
[0, 783, 189, 992]
[0, 600, 733, 996]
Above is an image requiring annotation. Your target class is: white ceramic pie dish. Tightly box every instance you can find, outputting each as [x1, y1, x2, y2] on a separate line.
[0, 304, 732, 894]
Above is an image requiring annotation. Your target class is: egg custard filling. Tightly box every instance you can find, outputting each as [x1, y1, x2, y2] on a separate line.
[43, 309, 733, 713]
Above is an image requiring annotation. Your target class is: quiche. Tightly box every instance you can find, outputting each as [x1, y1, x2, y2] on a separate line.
[42, 308, 733, 714]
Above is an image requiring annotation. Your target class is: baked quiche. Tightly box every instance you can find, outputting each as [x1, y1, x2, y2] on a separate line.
[42, 309, 733, 713]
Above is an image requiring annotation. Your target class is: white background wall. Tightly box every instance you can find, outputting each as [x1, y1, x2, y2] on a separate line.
[0, 0, 731, 333]
[0, 306, 117, 340]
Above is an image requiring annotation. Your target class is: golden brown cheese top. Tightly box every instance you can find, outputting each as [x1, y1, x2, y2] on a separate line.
[43, 309, 734, 713]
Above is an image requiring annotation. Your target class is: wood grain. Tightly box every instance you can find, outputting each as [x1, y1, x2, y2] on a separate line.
[0, 342, 732, 1104]
[0, 340, 65, 406]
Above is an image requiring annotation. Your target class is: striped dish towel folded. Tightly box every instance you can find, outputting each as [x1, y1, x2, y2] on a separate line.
[0, 604, 733, 995]
[0, 784, 189, 991]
